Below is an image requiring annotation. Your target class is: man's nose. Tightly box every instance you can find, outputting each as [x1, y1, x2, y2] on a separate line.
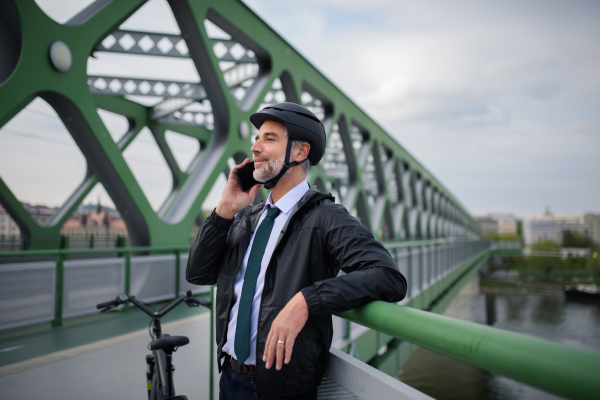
[251, 140, 261, 153]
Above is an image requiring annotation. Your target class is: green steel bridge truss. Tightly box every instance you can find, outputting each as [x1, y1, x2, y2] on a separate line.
[0, 0, 481, 249]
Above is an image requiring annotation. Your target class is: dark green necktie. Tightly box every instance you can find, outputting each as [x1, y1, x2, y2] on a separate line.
[234, 206, 281, 365]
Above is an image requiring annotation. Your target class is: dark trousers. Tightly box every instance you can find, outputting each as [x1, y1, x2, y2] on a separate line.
[219, 363, 317, 400]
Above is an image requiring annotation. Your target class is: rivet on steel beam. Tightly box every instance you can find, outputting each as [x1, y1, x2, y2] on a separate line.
[49, 41, 72, 72]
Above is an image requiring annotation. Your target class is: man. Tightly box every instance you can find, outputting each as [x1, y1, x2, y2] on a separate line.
[187, 102, 407, 399]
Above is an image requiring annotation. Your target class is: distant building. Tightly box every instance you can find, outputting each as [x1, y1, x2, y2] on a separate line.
[475, 216, 498, 235]
[0, 203, 58, 237]
[523, 216, 556, 245]
[0, 201, 127, 240]
[0, 204, 21, 237]
[494, 214, 518, 235]
[585, 213, 600, 247]
[22, 203, 55, 226]
[524, 209, 600, 247]
[61, 201, 127, 237]
[475, 213, 518, 236]
[553, 215, 587, 243]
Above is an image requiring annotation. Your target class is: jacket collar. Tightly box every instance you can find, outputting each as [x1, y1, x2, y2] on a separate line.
[246, 186, 334, 234]
[273, 186, 334, 250]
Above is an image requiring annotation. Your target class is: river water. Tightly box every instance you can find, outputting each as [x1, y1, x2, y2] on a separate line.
[397, 293, 600, 400]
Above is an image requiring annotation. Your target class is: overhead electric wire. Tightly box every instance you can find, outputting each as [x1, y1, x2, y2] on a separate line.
[0, 127, 75, 147]
[1, 127, 167, 167]
[23, 108, 61, 120]
[22, 106, 202, 155]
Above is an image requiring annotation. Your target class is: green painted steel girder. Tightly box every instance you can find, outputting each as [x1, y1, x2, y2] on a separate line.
[0, 0, 481, 249]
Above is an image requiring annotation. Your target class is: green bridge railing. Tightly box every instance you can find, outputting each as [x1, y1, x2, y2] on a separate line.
[0, 238, 484, 327]
[341, 302, 600, 400]
[0, 245, 189, 327]
[3, 240, 598, 400]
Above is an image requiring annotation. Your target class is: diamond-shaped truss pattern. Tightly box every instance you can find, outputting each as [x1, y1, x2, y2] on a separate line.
[0, 98, 86, 225]
[90, 3, 215, 134]
[363, 154, 378, 200]
[158, 100, 214, 129]
[324, 122, 350, 201]
[97, 31, 190, 58]
[204, 19, 262, 107]
[260, 78, 286, 107]
[89, 76, 205, 99]
[381, 144, 399, 204]
[301, 91, 326, 121]
[350, 124, 369, 160]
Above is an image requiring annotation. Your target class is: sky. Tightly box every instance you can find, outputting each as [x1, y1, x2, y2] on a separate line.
[1, 0, 599, 219]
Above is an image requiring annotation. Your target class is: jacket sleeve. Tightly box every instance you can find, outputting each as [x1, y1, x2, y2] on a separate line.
[301, 203, 407, 316]
[186, 209, 234, 285]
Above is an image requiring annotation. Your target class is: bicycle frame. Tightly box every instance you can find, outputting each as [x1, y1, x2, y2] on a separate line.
[97, 292, 210, 400]
[129, 296, 184, 400]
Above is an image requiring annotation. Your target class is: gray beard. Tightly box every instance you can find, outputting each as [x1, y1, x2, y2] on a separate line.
[253, 153, 287, 183]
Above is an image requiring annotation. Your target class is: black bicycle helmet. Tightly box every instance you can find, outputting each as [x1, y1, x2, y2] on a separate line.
[250, 102, 326, 189]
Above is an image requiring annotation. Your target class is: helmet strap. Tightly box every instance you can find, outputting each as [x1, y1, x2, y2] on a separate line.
[263, 138, 307, 190]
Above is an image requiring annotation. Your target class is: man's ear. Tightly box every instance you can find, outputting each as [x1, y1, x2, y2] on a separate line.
[295, 142, 310, 162]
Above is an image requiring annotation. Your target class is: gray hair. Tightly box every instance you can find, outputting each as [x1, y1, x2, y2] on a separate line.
[284, 130, 311, 175]
[291, 140, 312, 174]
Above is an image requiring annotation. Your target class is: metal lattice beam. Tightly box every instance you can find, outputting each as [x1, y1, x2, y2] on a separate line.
[0, 0, 481, 249]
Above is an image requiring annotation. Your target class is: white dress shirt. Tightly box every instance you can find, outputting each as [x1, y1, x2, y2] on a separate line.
[222, 180, 310, 365]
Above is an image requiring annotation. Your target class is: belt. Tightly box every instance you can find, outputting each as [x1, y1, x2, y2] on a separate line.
[226, 354, 255, 377]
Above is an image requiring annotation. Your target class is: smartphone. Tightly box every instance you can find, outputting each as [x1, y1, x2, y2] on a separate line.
[235, 161, 261, 192]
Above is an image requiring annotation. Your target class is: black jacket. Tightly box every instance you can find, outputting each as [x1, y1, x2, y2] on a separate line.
[186, 187, 407, 398]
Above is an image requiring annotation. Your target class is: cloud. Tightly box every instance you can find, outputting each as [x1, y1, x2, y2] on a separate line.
[243, 0, 600, 217]
[2, 0, 599, 220]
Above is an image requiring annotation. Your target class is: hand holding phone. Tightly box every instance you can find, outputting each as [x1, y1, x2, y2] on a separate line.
[235, 161, 261, 192]
[216, 159, 261, 219]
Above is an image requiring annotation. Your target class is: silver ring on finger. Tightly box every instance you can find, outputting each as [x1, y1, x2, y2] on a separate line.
[277, 340, 285, 345]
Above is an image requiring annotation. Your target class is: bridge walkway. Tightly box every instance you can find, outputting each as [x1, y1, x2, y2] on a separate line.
[0, 311, 211, 400]
[0, 297, 429, 400]
[0, 296, 210, 369]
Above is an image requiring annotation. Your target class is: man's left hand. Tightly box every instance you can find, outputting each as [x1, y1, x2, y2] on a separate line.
[263, 291, 308, 371]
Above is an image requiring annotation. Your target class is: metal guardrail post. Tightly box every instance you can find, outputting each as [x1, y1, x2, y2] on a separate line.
[407, 246, 412, 298]
[428, 244, 433, 285]
[418, 244, 423, 291]
[175, 249, 180, 297]
[52, 253, 64, 327]
[125, 250, 131, 298]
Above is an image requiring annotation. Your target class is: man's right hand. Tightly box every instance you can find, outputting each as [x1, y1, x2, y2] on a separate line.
[215, 158, 262, 219]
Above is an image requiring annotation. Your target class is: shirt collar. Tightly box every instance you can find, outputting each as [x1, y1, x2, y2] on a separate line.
[264, 180, 310, 215]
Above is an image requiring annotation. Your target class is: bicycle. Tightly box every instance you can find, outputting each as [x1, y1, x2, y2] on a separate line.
[97, 290, 211, 400]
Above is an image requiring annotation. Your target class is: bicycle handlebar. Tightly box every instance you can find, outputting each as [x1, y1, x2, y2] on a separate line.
[96, 299, 119, 309]
[96, 290, 211, 316]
